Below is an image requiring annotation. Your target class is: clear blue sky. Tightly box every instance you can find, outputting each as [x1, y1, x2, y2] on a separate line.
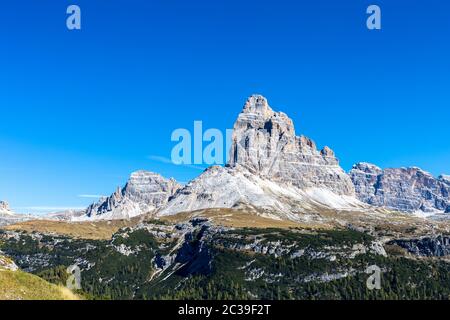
[1, 0, 449, 214]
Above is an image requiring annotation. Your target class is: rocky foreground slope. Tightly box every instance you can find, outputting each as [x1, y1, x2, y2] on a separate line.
[0, 253, 79, 300]
[1, 214, 450, 300]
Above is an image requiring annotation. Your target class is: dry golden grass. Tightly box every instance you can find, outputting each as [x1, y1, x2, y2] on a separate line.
[161, 206, 450, 237]
[0, 269, 81, 300]
[160, 208, 332, 230]
[1, 218, 141, 240]
[313, 207, 450, 237]
[3, 207, 449, 241]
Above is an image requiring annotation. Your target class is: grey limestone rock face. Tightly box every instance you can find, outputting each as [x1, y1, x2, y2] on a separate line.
[389, 235, 450, 257]
[0, 254, 19, 271]
[159, 165, 294, 216]
[228, 95, 355, 196]
[83, 171, 181, 220]
[350, 163, 450, 213]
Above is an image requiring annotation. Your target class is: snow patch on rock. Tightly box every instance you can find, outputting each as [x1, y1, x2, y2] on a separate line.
[159, 165, 366, 218]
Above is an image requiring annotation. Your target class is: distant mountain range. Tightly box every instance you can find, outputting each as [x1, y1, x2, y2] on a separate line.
[2, 95, 449, 224]
[0, 201, 35, 227]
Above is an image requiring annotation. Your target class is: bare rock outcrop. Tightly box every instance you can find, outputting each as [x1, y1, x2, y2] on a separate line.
[0, 253, 18, 271]
[389, 235, 450, 257]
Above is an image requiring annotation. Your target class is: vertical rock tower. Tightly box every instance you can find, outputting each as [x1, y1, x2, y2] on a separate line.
[228, 95, 355, 196]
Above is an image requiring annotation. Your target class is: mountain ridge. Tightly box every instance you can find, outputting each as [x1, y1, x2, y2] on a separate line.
[77, 95, 363, 221]
[229, 95, 355, 196]
[55, 95, 450, 222]
[350, 162, 450, 215]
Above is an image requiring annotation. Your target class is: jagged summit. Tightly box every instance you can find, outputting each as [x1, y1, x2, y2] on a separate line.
[234, 95, 295, 141]
[76, 170, 181, 221]
[160, 96, 360, 218]
[242, 95, 276, 118]
[77, 95, 360, 221]
[229, 95, 355, 196]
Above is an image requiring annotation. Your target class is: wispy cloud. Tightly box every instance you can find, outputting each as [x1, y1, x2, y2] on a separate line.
[16, 206, 86, 211]
[147, 155, 207, 171]
[14, 206, 86, 215]
[147, 155, 174, 164]
[78, 194, 106, 199]
[0, 167, 18, 172]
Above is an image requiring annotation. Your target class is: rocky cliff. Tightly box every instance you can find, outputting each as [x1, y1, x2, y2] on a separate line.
[389, 235, 450, 257]
[229, 95, 355, 196]
[350, 163, 450, 214]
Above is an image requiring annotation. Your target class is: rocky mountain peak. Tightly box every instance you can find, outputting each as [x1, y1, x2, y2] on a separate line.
[123, 170, 180, 200]
[228, 95, 355, 196]
[320, 146, 335, 158]
[0, 201, 10, 212]
[158, 95, 362, 218]
[0, 201, 13, 216]
[236, 95, 295, 139]
[242, 95, 274, 117]
[79, 170, 181, 221]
